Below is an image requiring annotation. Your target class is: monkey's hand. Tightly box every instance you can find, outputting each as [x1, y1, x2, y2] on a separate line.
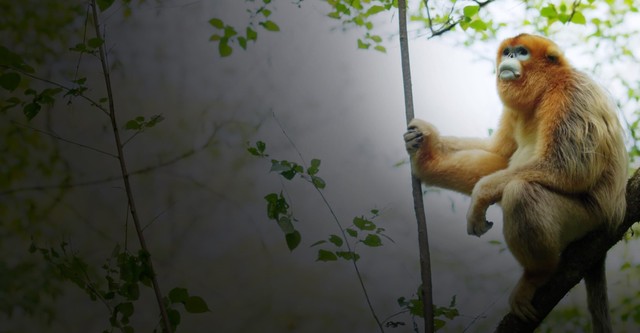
[404, 119, 439, 156]
[467, 177, 502, 236]
[466, 203, 494, 237]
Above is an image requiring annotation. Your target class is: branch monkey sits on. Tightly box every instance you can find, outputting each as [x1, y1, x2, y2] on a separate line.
[403, 34, 627, 331]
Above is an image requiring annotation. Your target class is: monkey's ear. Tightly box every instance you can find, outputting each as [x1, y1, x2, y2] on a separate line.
[546, 46, 562, 63]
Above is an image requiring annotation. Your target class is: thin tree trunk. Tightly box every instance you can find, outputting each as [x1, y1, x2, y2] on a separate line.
[397, 1, 435, 332]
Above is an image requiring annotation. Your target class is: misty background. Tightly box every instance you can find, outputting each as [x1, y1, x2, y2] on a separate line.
[3, 1, 640, 332]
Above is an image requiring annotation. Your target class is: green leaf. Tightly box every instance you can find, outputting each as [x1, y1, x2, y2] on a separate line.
[336, 251, 360, 261]
[262, 9, 272, 17]
[285, 230, 301, 251]
[219, 40, 233, 57]
[167, 308, 181, 329]
[329, 234, 343, 247]
[270, 160, 301, 180]
[540, 5, 557, 18]
[87, 37, 104, 49]
[571, 11, 586, 24]
[0, 72, 20, 91]
[307, 158, 321, 175]
[117, 302, 134, 317]
[328, 12, 341, 19]
[125, 120, 141, 130]
[365, 5, 385, 16]
[256, 141, 266, 153]
[357, 39, 370, 49]
[145, 115, 165, 128]
[468, 19, 487, 31]
[238, 37, 247, 50]
[374, 45, 386, 53]
[265, 192, 288, 220]
[184, 296, 210, 313]
[310, 240, 327, 247]
[558, 13, 570, 23]
[169, 287, 189, 304]
[247, 141, 267, 157]
[23, 102, 41, 120]
[270, 160, 288, 172]
[353, 216, 376, 231]
[317, 249, 338, 261]
[311, 176, 326, 189]
[247, 27, 258, 41]
[97, 0, 115, 11]
[277, 216, 295, 234]
[260, 20, 280, 32]
[209, 18, 225, 29]
[362, 234, 382, 247]
[346, 228, 357, 238]
[463, 5, 479, 17]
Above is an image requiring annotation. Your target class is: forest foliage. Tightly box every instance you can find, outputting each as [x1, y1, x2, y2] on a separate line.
[1, 0, 640, 332]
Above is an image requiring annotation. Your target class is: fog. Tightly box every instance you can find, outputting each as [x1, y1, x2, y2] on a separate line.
[6, 1, 639, 332]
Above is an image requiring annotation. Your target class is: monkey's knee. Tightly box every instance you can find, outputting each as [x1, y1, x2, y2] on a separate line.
[500, 180, 546, 219]
[501, 180, 562, 269]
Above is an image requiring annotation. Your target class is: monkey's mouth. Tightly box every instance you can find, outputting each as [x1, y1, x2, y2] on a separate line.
[498, 61, 522, 81]
[499, 69, 520, 80]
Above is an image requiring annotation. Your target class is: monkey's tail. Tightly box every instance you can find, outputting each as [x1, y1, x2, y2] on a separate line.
[584, 257, 612, 333]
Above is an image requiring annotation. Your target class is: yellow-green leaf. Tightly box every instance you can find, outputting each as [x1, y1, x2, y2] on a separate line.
[260, 20, 280, 32]
[571, 11, 586, 24]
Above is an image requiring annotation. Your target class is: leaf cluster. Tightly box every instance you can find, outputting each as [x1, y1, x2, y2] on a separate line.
[30, 242, 209, 333]
[396, 292, 459, 331]
[311, 211, 392, 263]
[326, 0, 396, 53]
[209, 0, 280, 57]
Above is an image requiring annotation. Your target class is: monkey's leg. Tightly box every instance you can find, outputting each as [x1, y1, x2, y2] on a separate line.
[509, 267, 556, 322]
[500, 179, 601, 322]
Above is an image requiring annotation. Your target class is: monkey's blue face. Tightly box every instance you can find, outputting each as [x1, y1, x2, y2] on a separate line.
[498, 45, 530, 81]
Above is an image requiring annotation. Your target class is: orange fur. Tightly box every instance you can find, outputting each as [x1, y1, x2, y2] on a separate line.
[404, 34, 627, 329]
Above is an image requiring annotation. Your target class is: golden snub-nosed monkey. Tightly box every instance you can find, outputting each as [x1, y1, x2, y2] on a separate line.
[404, 33, 627, 332]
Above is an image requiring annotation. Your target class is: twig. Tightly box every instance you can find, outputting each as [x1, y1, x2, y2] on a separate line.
[422, 0, 497, 39]
[272, 112, 386, 333]
[11, 121, 118, 158]
[397, 1, 434, 332]
[89, 2, 173, 332]
[0, 124, 222, 197]
[0, 65, 109, 116]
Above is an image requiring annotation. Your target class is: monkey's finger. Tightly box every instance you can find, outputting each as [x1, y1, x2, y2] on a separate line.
[514, 303, 539, 323]
[470, 220, 493, 237]
[403, 130, 422, 142]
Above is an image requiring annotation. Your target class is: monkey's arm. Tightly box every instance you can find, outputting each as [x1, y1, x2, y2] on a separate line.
[405, 119, 511, 194]
[413, 149, 508, 195]
[439, 136, 493, 151]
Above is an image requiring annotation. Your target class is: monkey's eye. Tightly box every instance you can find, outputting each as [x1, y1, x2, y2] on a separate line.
[502, 48, 510, 56]
[516, 47, 529, 56]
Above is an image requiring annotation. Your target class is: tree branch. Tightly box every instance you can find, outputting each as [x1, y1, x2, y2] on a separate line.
[494, 168, 640, 332]
[423, 0, 498, 39]
[398, 1, 435, 332]
[90, 2, 173, 332]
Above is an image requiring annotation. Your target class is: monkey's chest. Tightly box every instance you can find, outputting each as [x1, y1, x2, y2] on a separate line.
[509, 130, 538, 167]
